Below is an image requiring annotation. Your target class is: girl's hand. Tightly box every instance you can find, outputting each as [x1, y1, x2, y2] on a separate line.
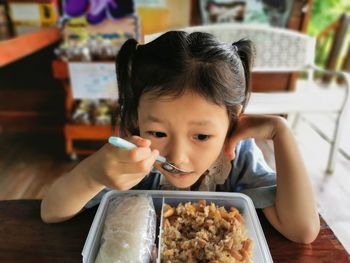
[41, 136, 158, 223]
[224, 114, 286, 160]
[76, 136, 159, 191]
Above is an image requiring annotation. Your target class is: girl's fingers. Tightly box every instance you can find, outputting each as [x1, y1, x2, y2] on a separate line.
[111, 136, 153, 162]
[106, 142, 153, 163]
[223, 115, 252, 160]
[114, 172, 153, 191]
[105, 173, 147, 191]
[128, 135, 151, 147]
[109, 154, 158, 190]
[116, 149, 159, 175]
[224, 137, 237, 160]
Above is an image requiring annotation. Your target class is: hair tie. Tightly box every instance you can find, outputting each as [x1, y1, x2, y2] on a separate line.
[232, 44, 238, 52]
[136, 43, 140, 50]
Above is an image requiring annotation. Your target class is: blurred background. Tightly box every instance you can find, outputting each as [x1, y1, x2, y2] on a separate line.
[1, 0, 349, 136]
[308, 0, 350, 69]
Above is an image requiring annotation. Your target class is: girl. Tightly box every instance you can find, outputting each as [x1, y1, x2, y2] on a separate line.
[41, 31, 320, 243]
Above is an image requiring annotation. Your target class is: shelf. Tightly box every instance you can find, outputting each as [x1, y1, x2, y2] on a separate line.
[64, 124, 113, 140]
[0, 27, 60, 67]
[64, 124, 114, 156]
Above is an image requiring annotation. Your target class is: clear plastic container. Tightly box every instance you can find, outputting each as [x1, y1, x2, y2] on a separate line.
[82, 190, 273, 263]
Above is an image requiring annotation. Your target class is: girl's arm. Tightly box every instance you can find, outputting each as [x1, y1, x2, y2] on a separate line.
[40, 160, 104, 223]
[41, 137, 158, 223]
[225, 115, 320, 243]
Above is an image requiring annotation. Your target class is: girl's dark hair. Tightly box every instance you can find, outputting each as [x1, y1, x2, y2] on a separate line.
[115, 31, 254, 136]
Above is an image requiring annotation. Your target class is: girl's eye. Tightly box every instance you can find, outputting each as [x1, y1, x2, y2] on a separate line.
[194, 134, 211, 141]
[147, 131, 167, 138]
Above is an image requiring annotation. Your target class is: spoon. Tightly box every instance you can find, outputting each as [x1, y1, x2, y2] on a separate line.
[108, 136, 194, 174]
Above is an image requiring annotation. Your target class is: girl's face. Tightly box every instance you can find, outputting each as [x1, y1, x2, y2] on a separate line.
[138, 90, 230, 189]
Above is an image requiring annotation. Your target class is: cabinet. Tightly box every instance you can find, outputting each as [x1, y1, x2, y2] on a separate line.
[51, 60, 115, 159]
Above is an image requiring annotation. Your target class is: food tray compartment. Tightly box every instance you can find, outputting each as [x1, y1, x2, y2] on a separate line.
[82, 190, 273, 263]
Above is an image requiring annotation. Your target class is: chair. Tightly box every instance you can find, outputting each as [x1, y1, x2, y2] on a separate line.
[144, 24, 350, 174]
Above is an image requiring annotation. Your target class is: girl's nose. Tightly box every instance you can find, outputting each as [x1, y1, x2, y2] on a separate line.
[165, 137, 190, 166]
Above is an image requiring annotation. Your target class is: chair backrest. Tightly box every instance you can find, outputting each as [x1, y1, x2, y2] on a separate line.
[144, 24, 316, 73]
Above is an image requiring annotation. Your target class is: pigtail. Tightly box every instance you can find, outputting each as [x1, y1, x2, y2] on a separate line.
[232, 39, 255, 111]
[115, 38, 139, 136]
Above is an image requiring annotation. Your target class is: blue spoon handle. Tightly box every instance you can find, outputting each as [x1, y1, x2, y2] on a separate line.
[108, 136, 166, 163]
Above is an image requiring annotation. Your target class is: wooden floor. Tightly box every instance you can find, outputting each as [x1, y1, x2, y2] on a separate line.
[0, 110, 350, 254]
[0, 133, 78, 200]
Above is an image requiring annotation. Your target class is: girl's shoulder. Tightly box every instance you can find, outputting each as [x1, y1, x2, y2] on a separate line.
[235, 138, 262, 159]
[233, 138, 273, 173]
[236, 138, 257, 149]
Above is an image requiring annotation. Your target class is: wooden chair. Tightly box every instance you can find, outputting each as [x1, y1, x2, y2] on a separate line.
[145, 24, 350, 174]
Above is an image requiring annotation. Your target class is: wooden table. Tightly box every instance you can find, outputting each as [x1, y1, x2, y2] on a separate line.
[0, 200, 349, 262]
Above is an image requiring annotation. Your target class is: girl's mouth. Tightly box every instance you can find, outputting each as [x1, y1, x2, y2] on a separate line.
[163, 170, 194, 177]
[160, 162, 194, 174]
[156, 163, 194, 176]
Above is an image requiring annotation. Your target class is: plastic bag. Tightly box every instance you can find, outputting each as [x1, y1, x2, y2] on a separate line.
[95, 194, 156, 263]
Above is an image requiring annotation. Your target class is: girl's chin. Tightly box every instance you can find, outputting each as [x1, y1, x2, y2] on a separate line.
[163, 173, 199, 189]
[154, 164, 206, 188]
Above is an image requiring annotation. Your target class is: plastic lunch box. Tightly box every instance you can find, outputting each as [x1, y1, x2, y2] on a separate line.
[82, 190, 273, 262]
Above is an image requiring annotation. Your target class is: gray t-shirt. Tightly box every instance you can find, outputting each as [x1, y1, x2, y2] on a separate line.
[86, 139, 276, 209]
